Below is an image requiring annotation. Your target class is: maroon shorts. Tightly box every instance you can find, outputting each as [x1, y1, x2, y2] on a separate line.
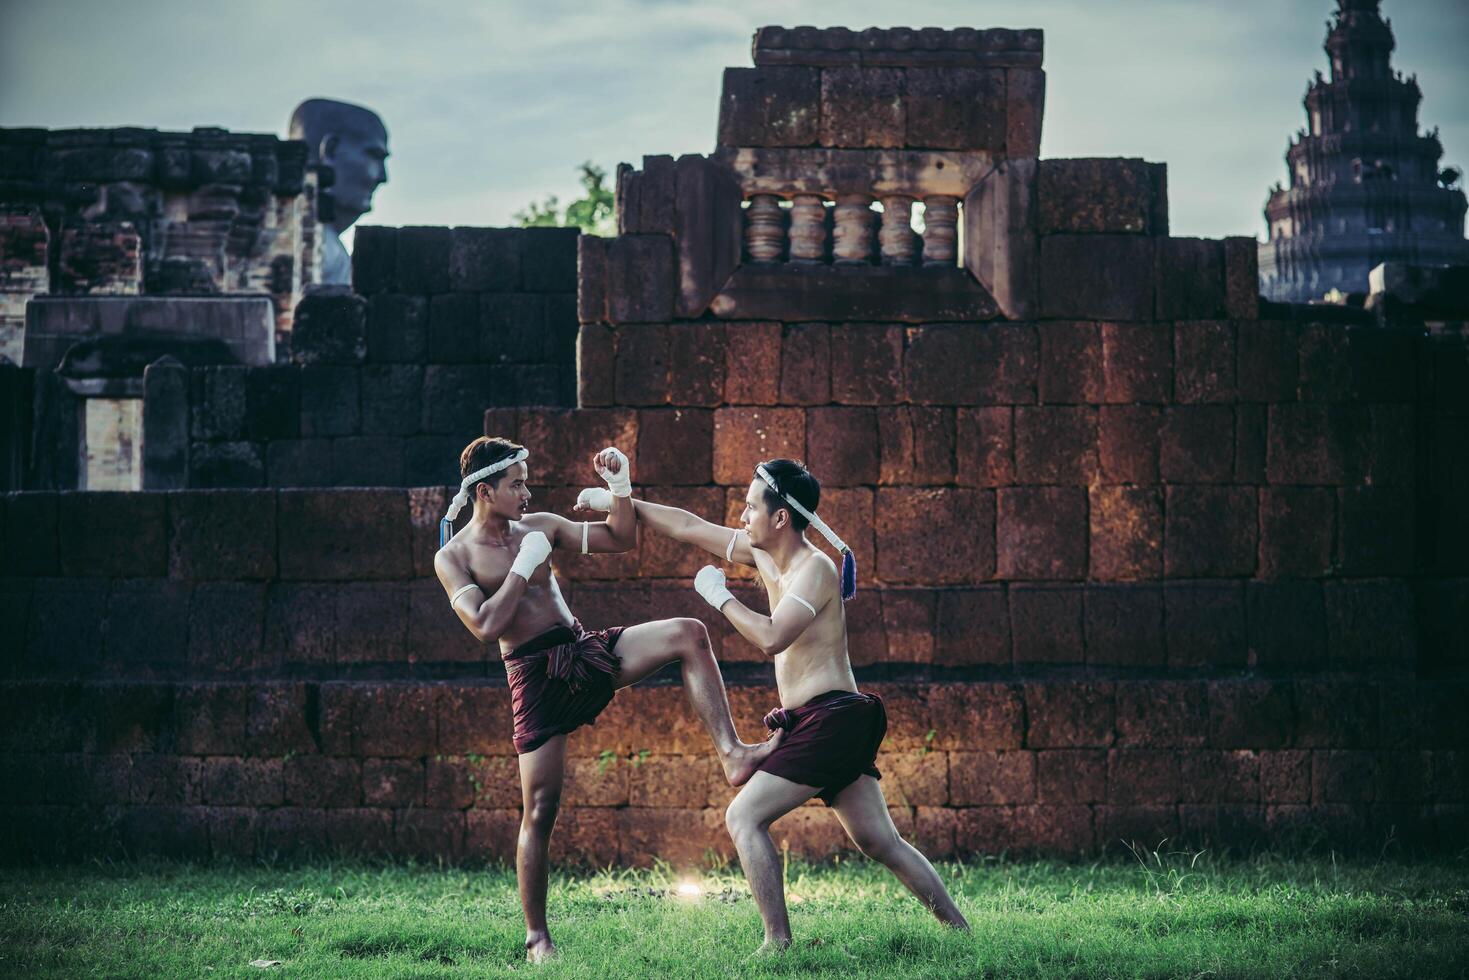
[756, 690, 886, 805]
[503, 620, 624, 755]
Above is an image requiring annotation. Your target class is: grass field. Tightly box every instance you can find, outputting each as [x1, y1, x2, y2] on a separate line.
[2, 848, 1467, 978]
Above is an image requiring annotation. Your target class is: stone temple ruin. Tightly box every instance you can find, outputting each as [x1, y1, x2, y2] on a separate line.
[0, 24, 1465, 864]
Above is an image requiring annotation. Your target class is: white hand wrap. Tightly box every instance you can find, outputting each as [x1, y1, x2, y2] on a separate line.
[510, 531, 552, 581]
[694, 565, 734, 611]
[576, 486, 613, 513]
[596, 447, 632, 498]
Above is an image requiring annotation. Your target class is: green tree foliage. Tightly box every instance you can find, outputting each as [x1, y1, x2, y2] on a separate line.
[516, 161, 615, 237]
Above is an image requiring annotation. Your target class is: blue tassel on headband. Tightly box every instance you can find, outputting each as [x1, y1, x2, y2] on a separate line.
[840, 549, 857, 601]
[439, 517, 454, 550]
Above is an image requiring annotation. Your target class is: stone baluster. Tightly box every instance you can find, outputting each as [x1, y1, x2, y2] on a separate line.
[879, 195, 917, 266]
[744, 194, 784, 263]
[788, 194, 827, 264]
[833, 193, 875, 264]
[921, 195, 959, 265]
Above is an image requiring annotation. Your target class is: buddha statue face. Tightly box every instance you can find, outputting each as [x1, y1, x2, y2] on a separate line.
[288, 98, 389, 231]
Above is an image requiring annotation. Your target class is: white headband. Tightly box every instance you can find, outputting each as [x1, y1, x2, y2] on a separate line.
[439, 448, 529, 548]
[756, 464, 857, 601]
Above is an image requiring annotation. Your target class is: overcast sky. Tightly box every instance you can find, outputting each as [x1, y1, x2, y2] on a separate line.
[3, 0, 1466, 242]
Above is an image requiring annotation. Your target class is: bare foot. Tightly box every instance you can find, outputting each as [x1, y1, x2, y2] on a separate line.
[722, 730, 784, 786]
[525, 934, 557, 964]
[749, 937, 792, 957]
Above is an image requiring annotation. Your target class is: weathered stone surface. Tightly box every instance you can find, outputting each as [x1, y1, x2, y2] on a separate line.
[1160, 406, 1234, 483]
[1026, 682, 1115, 748]
[1236, 320, 1297, 401]
[831, 323, 903, 404]
[1009, 584, 1083, 664]
[820, 67, 905, 148]
[1165, 581, 1246, 669]
[1164, 486, 1257, 577]
[59, 493, 166, 578]
[905, 323, 1036, 405]
[1115, 680, 1207, 747]
[1258, 488, 1335, 578]
[956, 407, 1014, 487]
[996, 487, 1086, 580]
[904, 68, 1005, 150]
[1173, 320, 1236, 403]
[448, 227, 520, 293]
[1208, 680, 1293, 749]
[779, 322, 831, 405]
[1037, 159, 1162, 234]
[277, 490, 410, 580]
[712, 407, 805, 486]
[1246, 581, 1326, 670]
[607, 235, 675, 324]
[1097, 406, 1160, 483]
[1037, 321, 1102, 404]
[1085, 584, 1164, 666]
[1101, 322, 1172, 402]
[167, 490, 275, 580]
[292, 292, 367, 365]
[1040, 236, 1155, 320]
[718, 67, 821, 147]
[950, 751, 1033, 805]
[806, 406, 878, 485]
[1155, 239, 1226, 320]
[877, 488, 995, 584]
[878, 407, 954, 485]
[934, 587, 1010, 665]
[1089, 486, 1162, 581]
[1014, 406, 1097, 484]
[394, 226, 452, 294]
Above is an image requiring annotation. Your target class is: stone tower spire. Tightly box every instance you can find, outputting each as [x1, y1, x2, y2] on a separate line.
[1257, 0, 1469, 303]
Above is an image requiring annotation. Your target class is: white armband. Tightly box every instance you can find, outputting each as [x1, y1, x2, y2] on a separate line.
[726, 529, 738, 562]
[450, 583, 480, 609]
[780, 593, 817, 617]
[582, 521, 589, 555]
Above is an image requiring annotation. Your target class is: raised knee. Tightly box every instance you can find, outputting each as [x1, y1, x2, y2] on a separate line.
[676, 617, 712, 653]
[853, 829, 902, 862]
[724, 802, 757, 840]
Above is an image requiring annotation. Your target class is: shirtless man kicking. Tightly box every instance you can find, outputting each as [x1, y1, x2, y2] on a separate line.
[433, 436, 777, 962]
[582, 457, 969, 952]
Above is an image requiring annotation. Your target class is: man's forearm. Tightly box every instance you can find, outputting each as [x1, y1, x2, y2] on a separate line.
[605, 492, 635, 549]
[722, 599, 780, 657]
[470, 574, 530, 642]
[631, 498, 694, 540]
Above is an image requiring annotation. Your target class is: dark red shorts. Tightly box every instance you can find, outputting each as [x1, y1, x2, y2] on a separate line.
[756, 690, 886, 805]
[504, 620, 624, 755]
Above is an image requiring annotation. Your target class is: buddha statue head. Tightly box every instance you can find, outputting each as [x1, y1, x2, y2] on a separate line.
[289, 98, 389, 284]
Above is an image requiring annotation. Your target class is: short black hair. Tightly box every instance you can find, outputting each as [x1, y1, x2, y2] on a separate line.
[757, 458, 819, 532]
[459, 436, 525, 495]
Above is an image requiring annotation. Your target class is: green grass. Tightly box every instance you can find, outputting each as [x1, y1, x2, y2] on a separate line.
[2, 849, 1467, 978]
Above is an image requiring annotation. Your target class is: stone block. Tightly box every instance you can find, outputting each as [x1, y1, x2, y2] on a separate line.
[1164, 486, 1257, 577]
[1173, 319, 1236, 403]
[354, 684, 437, 758]
[449, 227, 521, 292]
[1234, 404, 1267, 483]
[1337, 486, 1414, 575]
[1100, 321, 1171, 402]
[244, 365, 301, 441]
[24, 579, 102, 673]
[956, 407, 1014, 487]
[261, 583, 336, 668]
[1258, 750, 1311, 803]
[142, 358, 189, 490]
[130, 754, 202, 805]
[277, 490, 411, 580]
[877, 487, 995, 584]
[437, 686, 515, 756]
[1009, 583, 1084, 664]
[427, 291, 481, 364]
[1236, 320, 1296, 402]
[3, 494, 58, 575]
[202, 757, 283, 806]
[1026, 681, 1115, 749]
[57, 493, 165, 578]
[576, 233, 608, 324]
[1094, 805, 1180, 853]
[188, 441, 265, 489]
[637, 487, 725, 579]
[880, 588, 934, 663]
[522, 227, 579, 293]
[292, 293, 367, 365]
[104, 579, 190, 668]
[350, 225, 397, 293]
[877, 751, 949, 806]
[478, 292, 545, 364]
[1323, 579, 1416, 671]
[933, 587, 1010, 665]
[950, 750, 1033, 805]
[1084, 584, 1164, 666]
[1165, 581, 1246, 669]
[172, 684, 247, 755]
[359, 364, 422, 437]
[926, 682, 1024, 750]
[515, 407, 639, 486]
[904, 67, 1005, 150]
[1014, 406, 1097, 484]
[1115, 680, 1208, 748]
[394, 226, 452, 294]
[1006, 67, 1046, 157]
[1179, 749, 1260, 804]
[667, 322, 726, 406]
[1037, 321, 1103, 404]
[1246, 581, 1326, 670]
[265, 438, 334, 488]
[334, 582, 409, 665]
[995, 487, 1087, 580]
[1160, 406, 1235, 483]
[831, 323, 903, 404]
[606, 235, 675, 323]
[283, 756, 361, 808]
[1107, 749, 1181, 805]
[806, 406, 878, 485]
[1208, 680, 1293, 749]
[723, 321, 782, 405]
[1088, 486, 1162, 581]
[187, 582, 266, 673]
[613, 322, 670, 406]
[1037, 158, 1159, 234]
[298, 365, 360, 437]
[576, 323, 616, 407]
[1223, 236, 1259, 319]
[421, 365, 502, 433]
[1257, 488, 1335, 578]
[712, 407, 805, 486]
[1154, 239, 1226, 320]
[718, 66, 821, 147]
[634, 409, 712, 485]
[820, 66, 904, 148]
[1097, 405, 1160, 483]
[169, 490, 276, 583]
[878, 407, 954, 485]
[779, 322, 831, 405]
[905, 323, 1037, 405]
